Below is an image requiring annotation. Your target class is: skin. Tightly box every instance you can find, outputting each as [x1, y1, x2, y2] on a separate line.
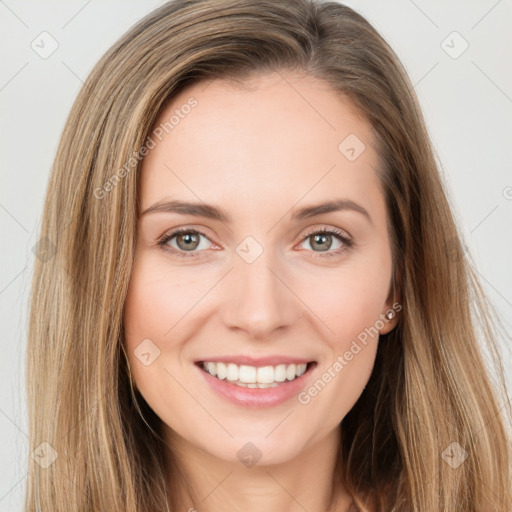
[123, 71, 399, 512]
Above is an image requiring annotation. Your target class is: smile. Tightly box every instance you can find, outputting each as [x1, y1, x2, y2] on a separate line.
[198, 361, 314, 388]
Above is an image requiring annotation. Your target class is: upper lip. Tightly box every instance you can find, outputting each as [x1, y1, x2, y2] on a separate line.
[195, 355, 315, 367]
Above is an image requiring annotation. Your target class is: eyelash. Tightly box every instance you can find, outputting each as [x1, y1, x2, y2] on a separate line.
[156, 227, 353, 259]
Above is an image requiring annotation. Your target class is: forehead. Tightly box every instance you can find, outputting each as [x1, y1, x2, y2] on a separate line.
[139, 72, 384, 221]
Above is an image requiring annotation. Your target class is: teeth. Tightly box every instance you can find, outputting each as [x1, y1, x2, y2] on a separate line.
[201, 361, 309, 385]
[216, 362, 227, 380]
[239, 365, 256, 383]
[274, 364, 287, 382]
[206, 362, 217, 376]
[226, 363, 238, 381]
[286, 364, 297, 380]
[257, 365, 275, 383]
[236, 381, 280, 388]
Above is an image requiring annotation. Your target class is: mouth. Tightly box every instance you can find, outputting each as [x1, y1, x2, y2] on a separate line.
[195, 360, 318, 388]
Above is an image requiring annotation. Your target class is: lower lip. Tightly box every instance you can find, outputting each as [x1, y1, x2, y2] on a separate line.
[195, 362, 317, 409]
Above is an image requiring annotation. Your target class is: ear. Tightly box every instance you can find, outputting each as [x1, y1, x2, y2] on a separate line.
[379, 303, 401, 334]
[379, 283, 401, 335]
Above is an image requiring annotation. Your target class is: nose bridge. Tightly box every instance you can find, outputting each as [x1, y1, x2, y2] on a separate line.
[221, 240, 296, 338]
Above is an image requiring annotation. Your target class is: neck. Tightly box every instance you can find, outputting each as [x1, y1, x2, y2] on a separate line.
[164, 425, 355, 512]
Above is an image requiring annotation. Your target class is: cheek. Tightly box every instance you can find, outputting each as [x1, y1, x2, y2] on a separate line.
[297, 268, 387, 420]
[303, 257, 391, 345]
[123, 255, 204, 345]
[123, 257, 188, 388]
[122, 257, 198, 427]
[297, 247, 391, 408]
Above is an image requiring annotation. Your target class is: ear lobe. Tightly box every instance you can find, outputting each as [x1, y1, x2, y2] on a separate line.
[381, 274, 402, 335]
[379, 310, 399, 334]
[380, 297, 402, 334]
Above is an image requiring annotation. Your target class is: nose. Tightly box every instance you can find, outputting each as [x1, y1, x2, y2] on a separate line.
[220, 248, 299, 340]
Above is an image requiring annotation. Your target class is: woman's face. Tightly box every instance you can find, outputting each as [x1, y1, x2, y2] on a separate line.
[123, 71, 399, 465]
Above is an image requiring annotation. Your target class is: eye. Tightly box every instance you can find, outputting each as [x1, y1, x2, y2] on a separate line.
[157, 226, 353, 259]
[157, 228, 214, 258]
[297, 227, 353, 258]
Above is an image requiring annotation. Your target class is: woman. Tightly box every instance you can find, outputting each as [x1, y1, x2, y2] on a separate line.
[25, 1, 511, 511]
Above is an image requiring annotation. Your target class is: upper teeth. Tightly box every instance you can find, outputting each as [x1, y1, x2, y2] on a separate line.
[202, 361, 308, 385]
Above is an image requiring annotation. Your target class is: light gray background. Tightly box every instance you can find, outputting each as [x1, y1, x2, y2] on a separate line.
[1, 1, 511, 510]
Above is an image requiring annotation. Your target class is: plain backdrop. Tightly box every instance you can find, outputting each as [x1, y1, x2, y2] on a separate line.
[1, 1, 511, 510]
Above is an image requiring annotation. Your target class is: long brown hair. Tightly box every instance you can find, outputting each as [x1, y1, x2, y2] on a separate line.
[26, 1, 511, 510]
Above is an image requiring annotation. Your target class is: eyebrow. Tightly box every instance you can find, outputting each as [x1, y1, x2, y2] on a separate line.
[140, 198, 372, 225]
